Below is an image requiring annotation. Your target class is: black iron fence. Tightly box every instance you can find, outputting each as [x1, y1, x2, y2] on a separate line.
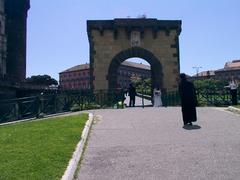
[161, 88, 237, 107]
[0, 88, 238, 124]
[140, 88, 237, 107]
[136, 90, 181, 107]
[162, 90, 181, 106]
[0, 90, 124, 124]
[195, 88, 233, 106]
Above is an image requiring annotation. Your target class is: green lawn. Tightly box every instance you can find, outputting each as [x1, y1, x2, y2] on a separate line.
[233, 105, 240, 108]
[0, 113, 89, 180]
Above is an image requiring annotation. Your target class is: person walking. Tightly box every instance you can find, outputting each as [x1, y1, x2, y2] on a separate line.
[128, 83, 136, 107]
[178, 73, 198, 126]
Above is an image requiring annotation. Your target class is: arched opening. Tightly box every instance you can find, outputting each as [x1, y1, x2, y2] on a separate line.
[116, 57, 151, 93]
[108, 47, 163, 93]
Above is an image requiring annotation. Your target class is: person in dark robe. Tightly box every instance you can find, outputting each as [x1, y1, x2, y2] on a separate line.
[128, 83, 136, 107]
[178, 73, 198, 126]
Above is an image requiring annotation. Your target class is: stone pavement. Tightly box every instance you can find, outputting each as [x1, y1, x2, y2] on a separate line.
[124, 95, 152, 107]
[76, 107, 240, 180]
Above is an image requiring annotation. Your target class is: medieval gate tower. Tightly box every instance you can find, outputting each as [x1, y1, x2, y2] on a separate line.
[5, 0, 30, 82]
[87, 18, 182, 91]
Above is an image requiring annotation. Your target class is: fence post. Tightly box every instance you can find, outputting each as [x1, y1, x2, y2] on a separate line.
[54, 93, 57, 114]
[40, 93, 44, 115]
[141, 86, 145, 108]
[35, 96, 40, 118]
[15, 101, 20, 120]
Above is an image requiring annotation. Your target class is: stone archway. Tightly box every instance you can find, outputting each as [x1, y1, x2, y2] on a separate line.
[108, 47, 162, 90]
[87, 18, 182, 91]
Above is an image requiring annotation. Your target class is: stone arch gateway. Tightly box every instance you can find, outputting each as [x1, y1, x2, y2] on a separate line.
[87, 18, 182, 91]
[108, 47, 163, 90]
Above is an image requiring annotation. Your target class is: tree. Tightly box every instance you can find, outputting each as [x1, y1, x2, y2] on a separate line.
[25, 75, 58, 86]
[193, 78, 228, 90]
[130, 74, 141, 87]
[130, 74, 152, 95]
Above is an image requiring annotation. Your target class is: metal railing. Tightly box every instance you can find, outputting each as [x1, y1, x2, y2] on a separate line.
[162, 90, 181, 106]
[196, 88, 233, 106]
[0, 89, 125, 124]
[0, 88, 238, 124]
[138, 88, 237, 107]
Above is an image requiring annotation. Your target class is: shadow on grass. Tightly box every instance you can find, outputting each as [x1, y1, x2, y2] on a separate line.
[183, 124, 201, 130]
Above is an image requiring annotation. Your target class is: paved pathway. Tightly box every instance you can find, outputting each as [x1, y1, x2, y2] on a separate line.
[124, 95, 152, 107]
[77, 107, 240, 180]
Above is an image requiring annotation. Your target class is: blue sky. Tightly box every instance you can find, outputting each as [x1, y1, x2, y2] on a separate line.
[27, 0, 240, 81]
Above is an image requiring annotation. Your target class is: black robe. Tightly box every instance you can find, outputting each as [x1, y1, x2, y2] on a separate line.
[178, 80, 197, 124]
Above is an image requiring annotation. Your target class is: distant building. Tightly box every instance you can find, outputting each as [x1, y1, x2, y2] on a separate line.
[117, 61, 151, 89]
[189, 70, 215, 81]
[215, 60, 240, 81]
[189, 59, 240, 82]
[59, 61, 151, 90]
[59, 64, 90, 90]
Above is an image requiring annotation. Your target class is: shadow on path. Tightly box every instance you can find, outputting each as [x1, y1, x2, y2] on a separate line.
[183, 124, 201, 130]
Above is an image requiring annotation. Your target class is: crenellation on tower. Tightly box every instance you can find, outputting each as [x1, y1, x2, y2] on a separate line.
[87, 18, 182, 91]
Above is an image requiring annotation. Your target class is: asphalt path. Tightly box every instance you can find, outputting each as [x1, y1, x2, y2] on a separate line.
[124, 95, 152, 107]
[77, 107, 240, 180]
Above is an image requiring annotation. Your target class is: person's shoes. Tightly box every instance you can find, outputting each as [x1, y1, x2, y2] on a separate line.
[188, 122, 193, 126]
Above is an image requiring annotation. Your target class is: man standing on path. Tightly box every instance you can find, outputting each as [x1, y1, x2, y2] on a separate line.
[128, 83, 136, 107]
[178, 73, 198, 126]
[229, 77, 238, 105]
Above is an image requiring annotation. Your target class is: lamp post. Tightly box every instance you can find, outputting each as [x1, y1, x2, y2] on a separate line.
[192, 66, 202, 77]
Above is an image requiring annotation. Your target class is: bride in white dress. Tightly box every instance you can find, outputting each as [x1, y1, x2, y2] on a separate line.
[153, 88, 162, 107]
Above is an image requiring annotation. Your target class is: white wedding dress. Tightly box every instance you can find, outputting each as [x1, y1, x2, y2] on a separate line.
[153, 89, 162, 107]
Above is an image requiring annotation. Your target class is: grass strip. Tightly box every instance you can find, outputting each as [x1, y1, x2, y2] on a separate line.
[0, 113, 88, 180]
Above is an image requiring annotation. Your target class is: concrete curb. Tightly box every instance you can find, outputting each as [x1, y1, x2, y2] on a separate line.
[227, 106, 240, 114]
[0, 111, 75, 126]
[61, 113, 94, 180]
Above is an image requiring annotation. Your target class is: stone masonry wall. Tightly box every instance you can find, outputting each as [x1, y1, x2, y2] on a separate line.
[91, 28, 179, 90]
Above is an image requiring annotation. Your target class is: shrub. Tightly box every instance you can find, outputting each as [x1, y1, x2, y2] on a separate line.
[70, 104, 80, 112]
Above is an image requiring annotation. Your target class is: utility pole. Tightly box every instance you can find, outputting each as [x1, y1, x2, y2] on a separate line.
[192, 66, 202, 77]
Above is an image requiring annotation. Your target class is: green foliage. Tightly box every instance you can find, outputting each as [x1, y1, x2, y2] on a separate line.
[70, 103, 101, 111]
[0, 114, 88, 180]
[84, 103, 101, 110]
[26, 74, 58, 86]
[193, 78, 228, 90]
[70, 104, 81, 112]
[131, 76, 152, 95]
[114, 101, 124, 109]
[193, 79, 232, 107]
[130, 74, 141, 86]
